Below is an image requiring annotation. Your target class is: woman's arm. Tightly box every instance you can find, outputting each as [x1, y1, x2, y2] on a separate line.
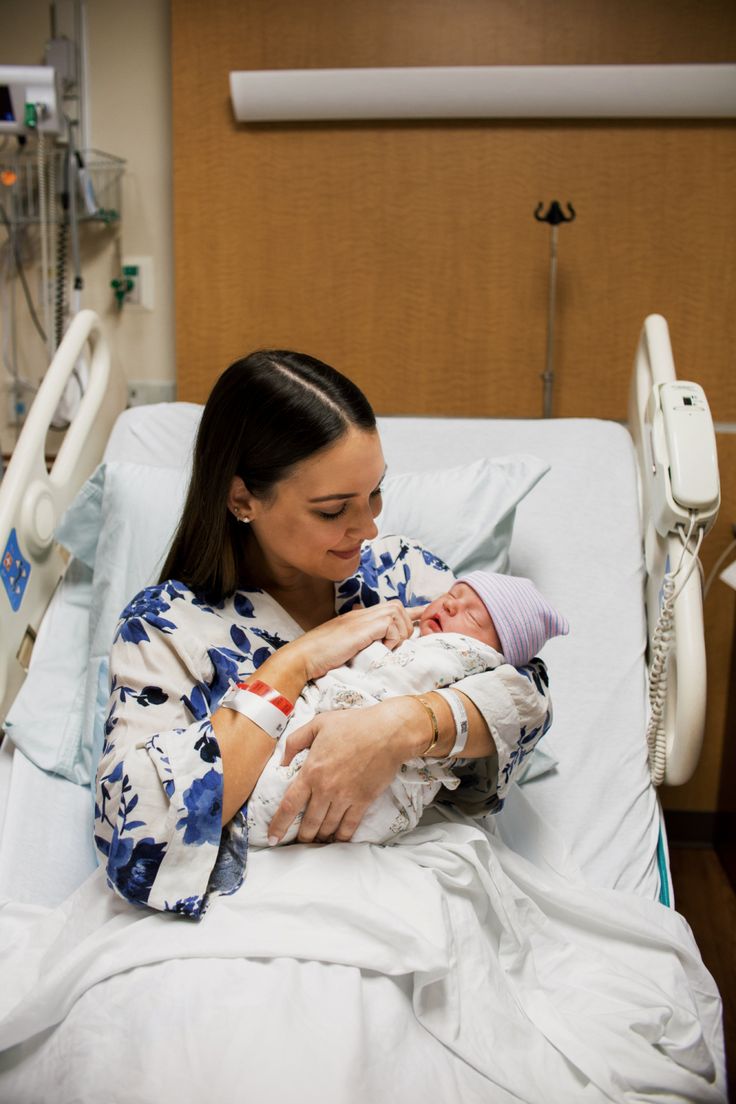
[266, 654, 551, 844]
[215, 600, 421, 825]
[265, 688, 494, 845]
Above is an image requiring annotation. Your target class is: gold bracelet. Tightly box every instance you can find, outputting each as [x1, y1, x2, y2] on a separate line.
[416, 694, 440, 757]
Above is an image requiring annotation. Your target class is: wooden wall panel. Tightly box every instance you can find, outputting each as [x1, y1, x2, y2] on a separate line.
[172, 0, 736, 811]
[172, 0, 736, 420]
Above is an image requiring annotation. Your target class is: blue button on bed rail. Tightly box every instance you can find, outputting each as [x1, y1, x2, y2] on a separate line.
[1, 528, 31, 612]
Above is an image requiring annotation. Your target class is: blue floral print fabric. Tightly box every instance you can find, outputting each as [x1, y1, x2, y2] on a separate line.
[94, 536, 551, 920]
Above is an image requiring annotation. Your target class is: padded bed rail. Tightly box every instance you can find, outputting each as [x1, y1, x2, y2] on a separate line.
[0, 310, 122, 724]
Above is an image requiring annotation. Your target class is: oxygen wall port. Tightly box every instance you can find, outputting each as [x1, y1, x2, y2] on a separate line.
[116, 255, 154, 311]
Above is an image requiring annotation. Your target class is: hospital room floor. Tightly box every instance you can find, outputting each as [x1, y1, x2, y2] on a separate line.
[670, 846, 735, 1087]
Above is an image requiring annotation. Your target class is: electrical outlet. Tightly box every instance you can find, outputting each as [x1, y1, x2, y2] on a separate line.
[121, 256, 154, 311]
[126, 380, 175, 407]
[5, 383, 27, 428]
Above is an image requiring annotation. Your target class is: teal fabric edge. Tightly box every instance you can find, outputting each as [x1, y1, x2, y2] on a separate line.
[657, 824, 671, 908]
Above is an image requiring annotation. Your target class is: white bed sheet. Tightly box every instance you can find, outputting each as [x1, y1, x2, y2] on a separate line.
[0, 803, 725, 1103]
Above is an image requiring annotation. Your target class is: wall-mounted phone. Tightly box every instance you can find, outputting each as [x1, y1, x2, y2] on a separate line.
[647, 381, 720, 537]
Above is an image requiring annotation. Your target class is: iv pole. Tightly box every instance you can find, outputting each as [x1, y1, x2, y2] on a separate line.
[534, 200, 575, 418]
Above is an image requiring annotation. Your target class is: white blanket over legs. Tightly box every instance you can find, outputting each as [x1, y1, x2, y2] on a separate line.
[0, 790, 726, 1103]
[248, 632, 503, 846]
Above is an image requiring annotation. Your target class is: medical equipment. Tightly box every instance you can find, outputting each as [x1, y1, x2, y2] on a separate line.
[0, 66, 60, 135]
[0, 313, 726, 1102]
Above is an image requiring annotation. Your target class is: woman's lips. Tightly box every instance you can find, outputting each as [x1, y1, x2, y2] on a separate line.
[329, 546, 362, 560]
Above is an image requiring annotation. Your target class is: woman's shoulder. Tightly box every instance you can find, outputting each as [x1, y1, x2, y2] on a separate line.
[113, 578, 226, 647]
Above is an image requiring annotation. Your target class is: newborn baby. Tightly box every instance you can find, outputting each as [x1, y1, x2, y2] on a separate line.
[247, 571, 568, 846]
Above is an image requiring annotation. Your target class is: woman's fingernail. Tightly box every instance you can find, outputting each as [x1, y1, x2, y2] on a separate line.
[268, 836, 279, 847]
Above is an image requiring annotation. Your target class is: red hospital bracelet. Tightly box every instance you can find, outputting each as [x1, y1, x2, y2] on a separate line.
[220, 679, 295, 740]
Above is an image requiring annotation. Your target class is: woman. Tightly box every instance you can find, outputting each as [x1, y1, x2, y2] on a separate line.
[94, 350, 551, 918]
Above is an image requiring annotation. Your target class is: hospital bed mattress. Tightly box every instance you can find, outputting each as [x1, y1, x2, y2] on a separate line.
[0, 406, 661, 906]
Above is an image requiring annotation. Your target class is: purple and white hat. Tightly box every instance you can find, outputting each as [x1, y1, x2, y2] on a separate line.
[458, 571, 569, 666]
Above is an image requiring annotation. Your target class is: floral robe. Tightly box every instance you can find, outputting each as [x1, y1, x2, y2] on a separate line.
[94, 537, 552, 919]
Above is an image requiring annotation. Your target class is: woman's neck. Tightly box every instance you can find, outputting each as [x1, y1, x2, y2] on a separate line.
[242, 542, 336, 631]
[270, 581, 336, 632]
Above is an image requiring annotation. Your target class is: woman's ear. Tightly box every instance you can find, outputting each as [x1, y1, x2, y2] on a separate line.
[227, 476, 257, 523]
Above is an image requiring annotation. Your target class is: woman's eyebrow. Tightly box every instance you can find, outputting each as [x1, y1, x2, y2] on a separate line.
[308, 467, 387, 503]
[308, 491, 356, 502]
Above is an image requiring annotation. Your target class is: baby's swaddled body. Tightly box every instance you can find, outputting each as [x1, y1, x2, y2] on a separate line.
[247, 631, 504, 846]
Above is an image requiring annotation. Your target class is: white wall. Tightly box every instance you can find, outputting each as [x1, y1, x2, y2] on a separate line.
[0, 0, 175, 445]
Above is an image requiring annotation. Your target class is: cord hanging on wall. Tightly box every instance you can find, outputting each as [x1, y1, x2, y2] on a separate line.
[534, 200, 576, 418]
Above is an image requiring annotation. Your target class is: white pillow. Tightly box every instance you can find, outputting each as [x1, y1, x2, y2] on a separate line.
[6, 452, 549, 785]
[378, 455, 548, 576]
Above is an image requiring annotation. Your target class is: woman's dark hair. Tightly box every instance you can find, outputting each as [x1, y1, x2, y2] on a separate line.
[159, 350, 376, 602]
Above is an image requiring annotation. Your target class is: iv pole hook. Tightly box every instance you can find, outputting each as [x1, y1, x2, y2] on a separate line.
[534, 201, 576, 418]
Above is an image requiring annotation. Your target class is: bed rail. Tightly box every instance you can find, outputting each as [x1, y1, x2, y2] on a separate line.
[628, 313, 718, 785]
[0, 310, 122, 725]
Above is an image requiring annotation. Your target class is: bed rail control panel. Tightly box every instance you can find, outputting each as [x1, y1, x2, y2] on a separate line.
[648, 380, 720, 537]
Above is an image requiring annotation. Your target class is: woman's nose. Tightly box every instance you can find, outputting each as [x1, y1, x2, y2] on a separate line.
[348, 505, 378, 542]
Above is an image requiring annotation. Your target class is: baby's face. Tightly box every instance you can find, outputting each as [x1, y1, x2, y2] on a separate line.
[417, 583, 501, 651]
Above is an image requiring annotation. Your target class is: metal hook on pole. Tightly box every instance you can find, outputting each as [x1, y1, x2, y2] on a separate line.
[534, 200, 575, 418]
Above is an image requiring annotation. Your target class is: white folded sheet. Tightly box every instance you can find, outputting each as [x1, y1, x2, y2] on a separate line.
[0, 794, 725, 1104]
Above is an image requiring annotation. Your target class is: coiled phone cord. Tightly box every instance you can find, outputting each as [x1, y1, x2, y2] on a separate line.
[646, 515, 704, 786]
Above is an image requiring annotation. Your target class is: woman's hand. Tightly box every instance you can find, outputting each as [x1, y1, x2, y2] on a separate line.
[292, 601, 424, 681]
[266, 698, 424, 845]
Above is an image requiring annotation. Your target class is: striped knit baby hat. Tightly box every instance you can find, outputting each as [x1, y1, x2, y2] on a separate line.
[458, 571, 569, 666]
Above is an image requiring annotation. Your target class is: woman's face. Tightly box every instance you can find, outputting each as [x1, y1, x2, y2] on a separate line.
[235, 427, 386, 585]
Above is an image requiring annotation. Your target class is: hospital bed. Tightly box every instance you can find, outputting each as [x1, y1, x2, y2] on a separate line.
[0, 310, 726, 1102]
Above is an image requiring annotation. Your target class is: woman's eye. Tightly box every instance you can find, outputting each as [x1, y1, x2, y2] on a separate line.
[316, 504, 348, 520]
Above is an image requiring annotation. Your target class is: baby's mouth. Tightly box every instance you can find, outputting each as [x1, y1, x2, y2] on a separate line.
[421, 614, 442, 634]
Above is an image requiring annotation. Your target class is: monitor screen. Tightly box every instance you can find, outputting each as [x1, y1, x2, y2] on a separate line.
[0, 85, 14, 123]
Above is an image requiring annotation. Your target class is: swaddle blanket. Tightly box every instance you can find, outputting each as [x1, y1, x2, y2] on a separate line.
[248, 631, 505, 846]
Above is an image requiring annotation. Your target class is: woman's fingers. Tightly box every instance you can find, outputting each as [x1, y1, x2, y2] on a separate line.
[281, 719, 318, 767]
[314, 803, 348, 842]
[382, 600, 417, 649]
[267, 776, 311, 844]
[334, 803, 370, 842]
[297, 798, 334, 843]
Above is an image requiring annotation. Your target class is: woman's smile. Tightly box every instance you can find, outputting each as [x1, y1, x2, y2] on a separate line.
[329, 545, 363, 560]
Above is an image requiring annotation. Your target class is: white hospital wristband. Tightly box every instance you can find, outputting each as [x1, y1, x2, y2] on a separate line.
[434, 688, 469, 757]
[220, 679, 294, 740]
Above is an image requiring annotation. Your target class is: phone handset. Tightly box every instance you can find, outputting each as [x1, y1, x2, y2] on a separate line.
[648, 381, 720, 537]
[644, 380, 720, 785]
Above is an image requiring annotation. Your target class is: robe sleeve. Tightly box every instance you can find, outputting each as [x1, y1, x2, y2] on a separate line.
[94, 582, 248, 920]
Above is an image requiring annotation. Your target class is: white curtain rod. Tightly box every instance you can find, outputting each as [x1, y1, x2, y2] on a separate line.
[230, 64, 736, 122]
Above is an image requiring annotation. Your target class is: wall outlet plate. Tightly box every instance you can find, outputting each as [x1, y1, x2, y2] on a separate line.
[126, 380, 176, 407]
